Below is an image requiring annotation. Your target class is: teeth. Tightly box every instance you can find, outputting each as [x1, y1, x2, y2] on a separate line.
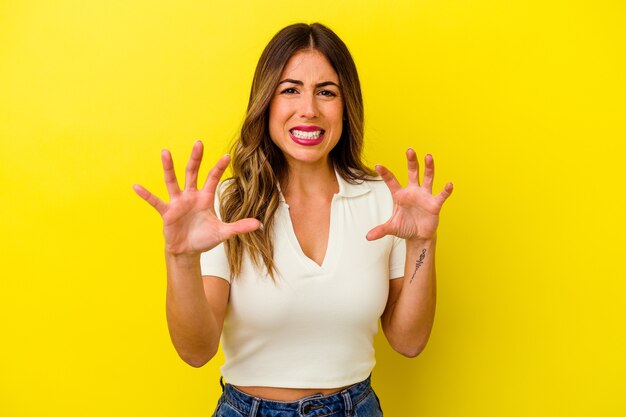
[291, 129, 323, 140]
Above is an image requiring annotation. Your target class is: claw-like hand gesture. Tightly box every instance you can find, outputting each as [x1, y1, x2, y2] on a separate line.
[366, 148, 453, 242]
[133, 141, 261, 255]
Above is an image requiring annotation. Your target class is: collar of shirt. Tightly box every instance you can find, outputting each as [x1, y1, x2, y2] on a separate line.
[277, 168, 371, 205]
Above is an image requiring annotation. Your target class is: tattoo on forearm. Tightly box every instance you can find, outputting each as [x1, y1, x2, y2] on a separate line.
[409, 249, 428, 284]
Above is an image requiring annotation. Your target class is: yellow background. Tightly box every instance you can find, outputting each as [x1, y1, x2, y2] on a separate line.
[1, 1, 624, 416]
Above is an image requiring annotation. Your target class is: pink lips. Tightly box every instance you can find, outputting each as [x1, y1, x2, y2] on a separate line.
[289, 125, 325, 146]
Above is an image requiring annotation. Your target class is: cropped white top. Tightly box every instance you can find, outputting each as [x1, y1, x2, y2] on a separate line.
[200, 172, 406, 388]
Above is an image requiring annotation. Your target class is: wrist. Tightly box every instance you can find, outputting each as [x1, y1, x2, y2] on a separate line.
[164, 249, 201, 264]
[406, 235, 437, 246]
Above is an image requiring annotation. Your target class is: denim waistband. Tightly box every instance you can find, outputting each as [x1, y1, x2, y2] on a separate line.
[221, 376, 372, 417]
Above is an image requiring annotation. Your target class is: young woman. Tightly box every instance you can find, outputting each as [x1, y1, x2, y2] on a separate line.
[134, 22, 453, 417]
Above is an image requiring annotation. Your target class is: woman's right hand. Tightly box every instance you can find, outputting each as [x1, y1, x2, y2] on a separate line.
[133, 141, 261, 256]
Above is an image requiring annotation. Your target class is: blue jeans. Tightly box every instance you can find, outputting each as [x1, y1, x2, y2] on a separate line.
[212, 376, 383, 417]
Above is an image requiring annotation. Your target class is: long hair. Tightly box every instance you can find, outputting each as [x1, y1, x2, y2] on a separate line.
[220, 22, 375, 279]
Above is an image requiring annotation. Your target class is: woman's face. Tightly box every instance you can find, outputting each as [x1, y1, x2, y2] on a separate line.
[268, 49, 343, 170]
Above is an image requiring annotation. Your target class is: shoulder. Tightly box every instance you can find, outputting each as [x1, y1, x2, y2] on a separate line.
[337, 172, 393, 212]
[215, 178, 237, 201]
[337, 169, 388, 199]
[361, 176, 392, 201]
[212, 178, 237, 217]
[361, 175, 386, 191]
[364, 179, 394, 215]
[217, 177, 236, 192]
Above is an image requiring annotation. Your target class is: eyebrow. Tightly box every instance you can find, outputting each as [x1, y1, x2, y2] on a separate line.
[278, 79, 340, 88]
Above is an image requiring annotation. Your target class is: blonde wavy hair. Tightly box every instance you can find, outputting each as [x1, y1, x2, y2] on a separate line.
[220, 23, 375, 279]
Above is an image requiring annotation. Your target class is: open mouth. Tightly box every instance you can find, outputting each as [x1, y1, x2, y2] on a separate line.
[289, 129, 325, 140]
[288, 128, 325, 146]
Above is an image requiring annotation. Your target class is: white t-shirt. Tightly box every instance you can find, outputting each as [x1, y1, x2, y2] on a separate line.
[200, 171, 406, 388]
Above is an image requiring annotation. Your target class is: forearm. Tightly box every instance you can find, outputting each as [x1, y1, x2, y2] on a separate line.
[383, 238, 437, 357]
[165, 252, 220, 367]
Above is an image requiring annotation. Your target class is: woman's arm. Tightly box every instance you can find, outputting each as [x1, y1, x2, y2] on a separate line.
[165, 253, 229, 367]
[381, 238, 437, 357]
[134, 141, 260, 367]
[367, 149, 452, 357]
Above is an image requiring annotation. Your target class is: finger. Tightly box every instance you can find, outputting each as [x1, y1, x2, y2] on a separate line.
[406, 148, 420, 186]
[366, 223, 390, 241]
[221, 218, 262, 240]
[161, 149, 181, 198]
[422, 154, 434, 193]
[133, 184, 167, 215]
[185, 140, 204, 191]
[374, 164, 402, 194]
[435, 182, 454, 206]
[202, 154, 231, 195]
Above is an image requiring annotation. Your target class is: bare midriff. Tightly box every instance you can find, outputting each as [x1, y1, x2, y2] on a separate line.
[234, 384, 352, 402]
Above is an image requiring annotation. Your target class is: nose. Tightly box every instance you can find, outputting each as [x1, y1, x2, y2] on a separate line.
[299, 94, 319, 119]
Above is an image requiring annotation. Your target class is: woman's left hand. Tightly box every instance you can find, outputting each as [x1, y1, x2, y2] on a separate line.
[366, 148, 453, 242]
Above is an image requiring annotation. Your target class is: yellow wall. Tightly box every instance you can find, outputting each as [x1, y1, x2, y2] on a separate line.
[1, 1, 624, 416]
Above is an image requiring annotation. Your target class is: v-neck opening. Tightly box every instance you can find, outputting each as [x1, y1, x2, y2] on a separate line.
[276, 169, 370, 275]
[280, 194, 340, 274]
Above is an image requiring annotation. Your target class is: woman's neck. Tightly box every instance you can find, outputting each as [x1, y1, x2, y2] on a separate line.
[280, 160, 338, 200]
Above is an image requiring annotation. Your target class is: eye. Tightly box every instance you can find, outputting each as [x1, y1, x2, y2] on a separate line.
[280, 87, 298, 95]
[318, 90, 337, 97]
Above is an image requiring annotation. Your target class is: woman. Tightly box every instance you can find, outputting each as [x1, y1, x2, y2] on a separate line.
[134, 23, 452, 417]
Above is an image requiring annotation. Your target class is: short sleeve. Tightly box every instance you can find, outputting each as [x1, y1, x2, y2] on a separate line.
[200, 242, 231, 283]
[389, 236, 406, 279]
